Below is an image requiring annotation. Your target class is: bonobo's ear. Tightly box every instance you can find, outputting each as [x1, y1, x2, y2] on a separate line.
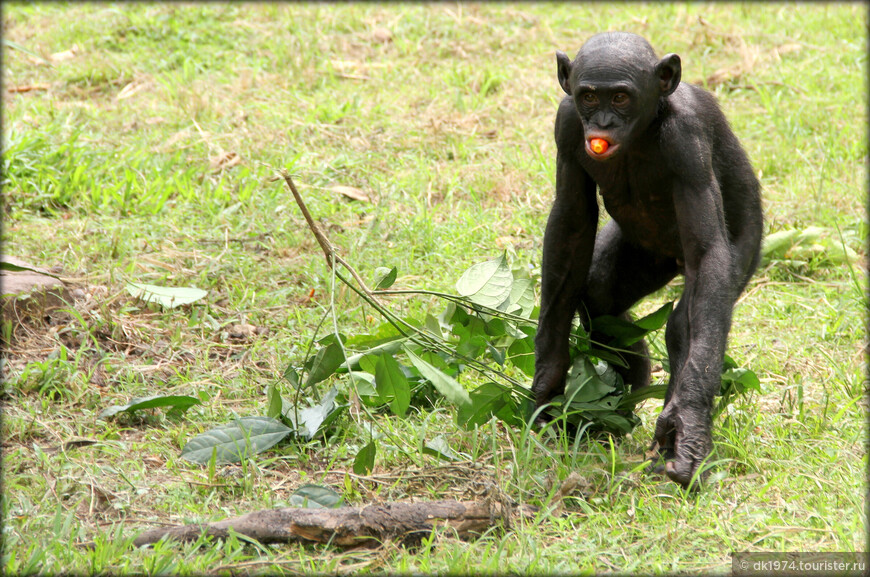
[655, 53, 682, 96]
[556, 51, 573, 95]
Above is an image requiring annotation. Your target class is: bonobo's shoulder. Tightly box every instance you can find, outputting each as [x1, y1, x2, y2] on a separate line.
[554, 96, 583, 151]
[663, 83, 726, 130]
[659, 84, 729, 157]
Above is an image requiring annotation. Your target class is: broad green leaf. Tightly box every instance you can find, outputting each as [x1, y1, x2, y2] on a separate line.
[266, 384, 283, 419]
[590, 302, 673, 348]
[506, 277, 535, 317]
[289, 484, 342, 508]
[353, 441, 377, 475]
[452, 322, 488, 359]
[345, 322, 404, 348]
[720, 367, 761, 394]
[594, 412, 639, 434]
[0, 260, 61, 279]
[722, 353, 739, 371]
[423, 435, 460, 461]
[358, 354, 378, 375]
[507, 333, 536, 377]
[99, 395, 201, 419]
[282, 365, 301, 389]
[823, 241, 858, 264]
[424, 314, 444, 340]
[564, 357, 616, 403]
[374, 354, 411, 416]
[349, 372, 377, 397]
[342, 339, 406, 371]
[455, 253, 513, 309]
[590, 315, 646, 346]
[589, 347, 629, 369]
[305, 342, 346, 387]
[485, 316, 526, 339]
[796, 226, 825, 245]
[373, 266, 398, 289]
[180, 417, 292, 465]
[457, 382, 520, 428]
[618, 384, 668, 408]
[592, 359, 623, 390]
[125, 282, 207, 309]
[283, 387, 346, 440]
[761, 229, 800, 259]
[634, 301, 674, 332]
[486, 342, 506, 367]
[405, 347, 471, 409]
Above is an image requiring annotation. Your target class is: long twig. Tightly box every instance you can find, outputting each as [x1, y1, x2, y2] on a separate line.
[278, 169, 375, 297]
[275, 169, 529, 390]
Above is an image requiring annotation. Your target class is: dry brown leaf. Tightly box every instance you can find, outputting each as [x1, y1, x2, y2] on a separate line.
[776, 43, 803, 56]
[372, 27, 393, 44]
[117, 79, 150, 100]
[227, 323, 261, 340]
[330, 185, 370, 203]
[210, 151, 241, 171]
[49, 45, 78, 62]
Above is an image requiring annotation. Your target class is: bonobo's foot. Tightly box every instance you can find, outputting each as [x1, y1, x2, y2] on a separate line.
[619, 337, 651, 391]
[652, 401, 713, 489]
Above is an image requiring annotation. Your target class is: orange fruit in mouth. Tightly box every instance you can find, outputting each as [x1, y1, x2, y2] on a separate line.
[589, 138, 609, 154]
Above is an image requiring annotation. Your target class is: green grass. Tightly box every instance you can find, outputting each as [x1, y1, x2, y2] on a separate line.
[2, 3, 866, 574]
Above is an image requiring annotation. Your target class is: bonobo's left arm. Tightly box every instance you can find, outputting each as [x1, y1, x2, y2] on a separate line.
[653, 124, 735, 486]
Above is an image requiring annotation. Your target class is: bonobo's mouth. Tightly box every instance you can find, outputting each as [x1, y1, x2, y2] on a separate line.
[585, 138, 619, 160]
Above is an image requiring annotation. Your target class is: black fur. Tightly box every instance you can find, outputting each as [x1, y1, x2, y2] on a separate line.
[533, 32, 763, 488]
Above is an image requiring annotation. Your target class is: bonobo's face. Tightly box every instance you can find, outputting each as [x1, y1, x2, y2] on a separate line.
[557, 33, 680, 161]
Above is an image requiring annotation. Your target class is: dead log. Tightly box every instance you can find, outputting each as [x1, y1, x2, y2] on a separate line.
[134, 499, 538, 548]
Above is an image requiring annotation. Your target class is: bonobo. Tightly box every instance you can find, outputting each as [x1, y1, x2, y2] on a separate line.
[533, 32, 763, 488]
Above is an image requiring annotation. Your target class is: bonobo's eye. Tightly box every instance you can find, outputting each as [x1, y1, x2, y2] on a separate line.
[613, 92, 630, 107]
[581, 92, 598, 106]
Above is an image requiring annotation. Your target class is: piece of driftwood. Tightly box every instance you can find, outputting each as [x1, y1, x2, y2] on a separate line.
[134, 499, 539, 548]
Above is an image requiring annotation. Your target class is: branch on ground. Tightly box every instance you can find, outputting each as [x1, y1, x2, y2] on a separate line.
[133, 499, 540, 548]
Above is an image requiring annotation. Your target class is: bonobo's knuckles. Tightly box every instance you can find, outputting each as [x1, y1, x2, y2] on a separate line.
[653, 400, 713, 489]
[533, 32, 763, 489]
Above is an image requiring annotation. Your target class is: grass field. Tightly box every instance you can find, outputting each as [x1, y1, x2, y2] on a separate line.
[2, 3, 866, 575]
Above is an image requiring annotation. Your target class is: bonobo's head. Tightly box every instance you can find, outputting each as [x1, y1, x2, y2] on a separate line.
[556, 32, 681, 161]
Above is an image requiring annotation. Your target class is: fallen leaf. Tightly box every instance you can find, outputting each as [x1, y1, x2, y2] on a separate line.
[227, 323, 261, 340]
[210, 151, 241, 172]
[49, 46, 78, 62]
[776, 43, 802, 56]
[372, 27, 393, 44]
[117, 79, 150, 100]
[330, 185, 370, 203]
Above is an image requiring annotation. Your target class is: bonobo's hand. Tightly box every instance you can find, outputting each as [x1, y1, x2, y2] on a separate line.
[653, 400, 713, 489]
[531, 361, 568, 413]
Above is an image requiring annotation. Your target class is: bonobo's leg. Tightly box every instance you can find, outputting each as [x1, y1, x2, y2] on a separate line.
[535, 219, 678, 408]
[653, 230, 761, 486]
[581, 221, 679, 390]
[581, 221, 678, 391]
[653, 190, 739, 488]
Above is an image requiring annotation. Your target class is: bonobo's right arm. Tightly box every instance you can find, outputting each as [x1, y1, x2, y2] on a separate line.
[532, 98, 599, 407]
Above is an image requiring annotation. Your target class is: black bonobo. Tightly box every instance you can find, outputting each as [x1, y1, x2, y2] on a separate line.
[532, 32, 763, 488]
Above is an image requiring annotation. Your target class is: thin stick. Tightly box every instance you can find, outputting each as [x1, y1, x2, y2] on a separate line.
[278, 169, 375, 297]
